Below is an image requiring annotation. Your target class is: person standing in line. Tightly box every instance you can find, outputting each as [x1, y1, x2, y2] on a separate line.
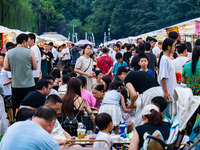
[74, 44, 94, 92]
[172, 43, 189, 84]
[71, 44, 80, 64]
[44, 43, 54, 74]
[4, 34, 37, 113]
[150, 38, 160, 57]
[0, 53, 13, 125]
[62, 44, 71, 68]
[158, 38, 177, 119]
[144, 42, 157, 78]
[123, 44, 133, 65]
[28, 33, 41, 85]
[49, 42, 58, 66]
[97, 47, 113, 80]
[111, 43, 125, 63]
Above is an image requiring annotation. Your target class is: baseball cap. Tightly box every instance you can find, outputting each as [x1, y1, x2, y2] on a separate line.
[142, 104, 159, 116]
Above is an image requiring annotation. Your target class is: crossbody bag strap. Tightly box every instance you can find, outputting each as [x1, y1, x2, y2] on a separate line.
[83, 58, 91, 72]
[99, 56, 111, 67]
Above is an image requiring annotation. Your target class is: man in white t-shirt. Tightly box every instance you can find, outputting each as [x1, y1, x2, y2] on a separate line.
[150, 38, 161, 57]
[44, 95, 72, 146]
[111, 43, 125, 63]
[49, 42, 58, 66]
[28, 33, 41, 85]
[172, 44, 189, 72]
[62, 44, 71, 67]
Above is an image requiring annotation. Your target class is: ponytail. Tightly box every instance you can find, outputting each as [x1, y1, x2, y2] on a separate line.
[147, 110, 163, 126]
[158, 51, 164, 69]
[191, 46, 200, 74]
[158, 38, 175, 69]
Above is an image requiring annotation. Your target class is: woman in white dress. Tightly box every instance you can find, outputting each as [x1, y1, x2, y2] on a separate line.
[74, 44, 94, 92]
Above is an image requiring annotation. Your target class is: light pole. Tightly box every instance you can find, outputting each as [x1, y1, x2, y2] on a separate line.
[72, 25, 77, 43]
[73, 25, 77, 37]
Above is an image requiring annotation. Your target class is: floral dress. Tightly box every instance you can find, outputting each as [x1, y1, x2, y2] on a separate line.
[182, 60, 200, 96]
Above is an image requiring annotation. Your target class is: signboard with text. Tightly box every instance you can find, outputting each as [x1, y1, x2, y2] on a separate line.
[0, 33, 3, 52]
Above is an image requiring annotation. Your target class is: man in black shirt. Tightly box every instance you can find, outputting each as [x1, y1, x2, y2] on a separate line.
[117, 67, 163, 106]
[44, 43, 54, 74]
[20, 79, 51, 111]
[145, 42, 157, 78]
[123, 44, 133, 65]
[117, 66, 164, 126]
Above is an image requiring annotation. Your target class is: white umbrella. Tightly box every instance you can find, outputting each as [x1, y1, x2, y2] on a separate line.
[38, 32, 68, 42]
[75, 40, 95, 46]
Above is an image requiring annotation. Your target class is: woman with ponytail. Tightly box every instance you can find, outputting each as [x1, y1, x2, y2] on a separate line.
[182, 46, 200, 95]
[158, 38, 177, 119]
[129, 104, 171, 150]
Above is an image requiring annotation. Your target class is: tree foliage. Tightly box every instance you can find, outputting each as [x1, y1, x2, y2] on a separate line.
[1, 0, 200, 44]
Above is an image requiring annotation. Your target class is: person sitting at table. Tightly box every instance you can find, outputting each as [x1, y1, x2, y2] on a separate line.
[129, 104, 171, 150]
[20, 79, 51, 111]
[77, 75, 96, 108]
[92, 83, 105, 109]
[62, 78, 95, 136]
[93, 113, 114, 150]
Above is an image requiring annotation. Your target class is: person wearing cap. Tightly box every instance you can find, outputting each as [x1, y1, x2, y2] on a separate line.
[129, 104, 171, 150]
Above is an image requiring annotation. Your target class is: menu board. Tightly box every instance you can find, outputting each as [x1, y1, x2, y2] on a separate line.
[0, 33, 3, 52]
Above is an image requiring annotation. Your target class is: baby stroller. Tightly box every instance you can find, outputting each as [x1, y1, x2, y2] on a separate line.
[143, 87, 200, 150]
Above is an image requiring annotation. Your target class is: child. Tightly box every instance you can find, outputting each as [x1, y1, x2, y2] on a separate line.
[93, 113, 113, 150]
[98, 80, 132, 134]
[120, 88, 135, 133]
[138, 54, 153, 76]
[0, 53, 13, 125]
[112, 53, 127, 80]
[151, 96, 170, 122]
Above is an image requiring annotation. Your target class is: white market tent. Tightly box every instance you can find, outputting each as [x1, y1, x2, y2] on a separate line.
[38, 32, 68, 42]
[126, 17, 200, 43]
[75, 40, 95, 46]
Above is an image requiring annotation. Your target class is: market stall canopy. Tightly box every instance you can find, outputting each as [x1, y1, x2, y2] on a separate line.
[75, 40, 95, 46]
[127, 17, 200, 42]
[38, 32, 68, 41]
[0, 25, 32, 35]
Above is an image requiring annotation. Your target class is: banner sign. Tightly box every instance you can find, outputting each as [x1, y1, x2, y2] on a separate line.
[0, 33, 3, 52]
[165, 26, 182, 42]
[104, 32, 107, 43]
[68, 33, 71, 41]
[195, 21, 200, 35]
[85, 32, 87, 40]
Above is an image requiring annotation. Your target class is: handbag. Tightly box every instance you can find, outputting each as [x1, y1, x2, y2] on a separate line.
[61, 99, 85, 136]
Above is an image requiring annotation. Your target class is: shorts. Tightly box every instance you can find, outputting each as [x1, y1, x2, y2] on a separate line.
[12, 86, 35, 109]
[4, 95, 12, 108]
[62, 59, 71, 66]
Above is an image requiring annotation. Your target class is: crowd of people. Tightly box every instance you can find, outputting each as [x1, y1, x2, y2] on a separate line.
[0, 31, 199, 150]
